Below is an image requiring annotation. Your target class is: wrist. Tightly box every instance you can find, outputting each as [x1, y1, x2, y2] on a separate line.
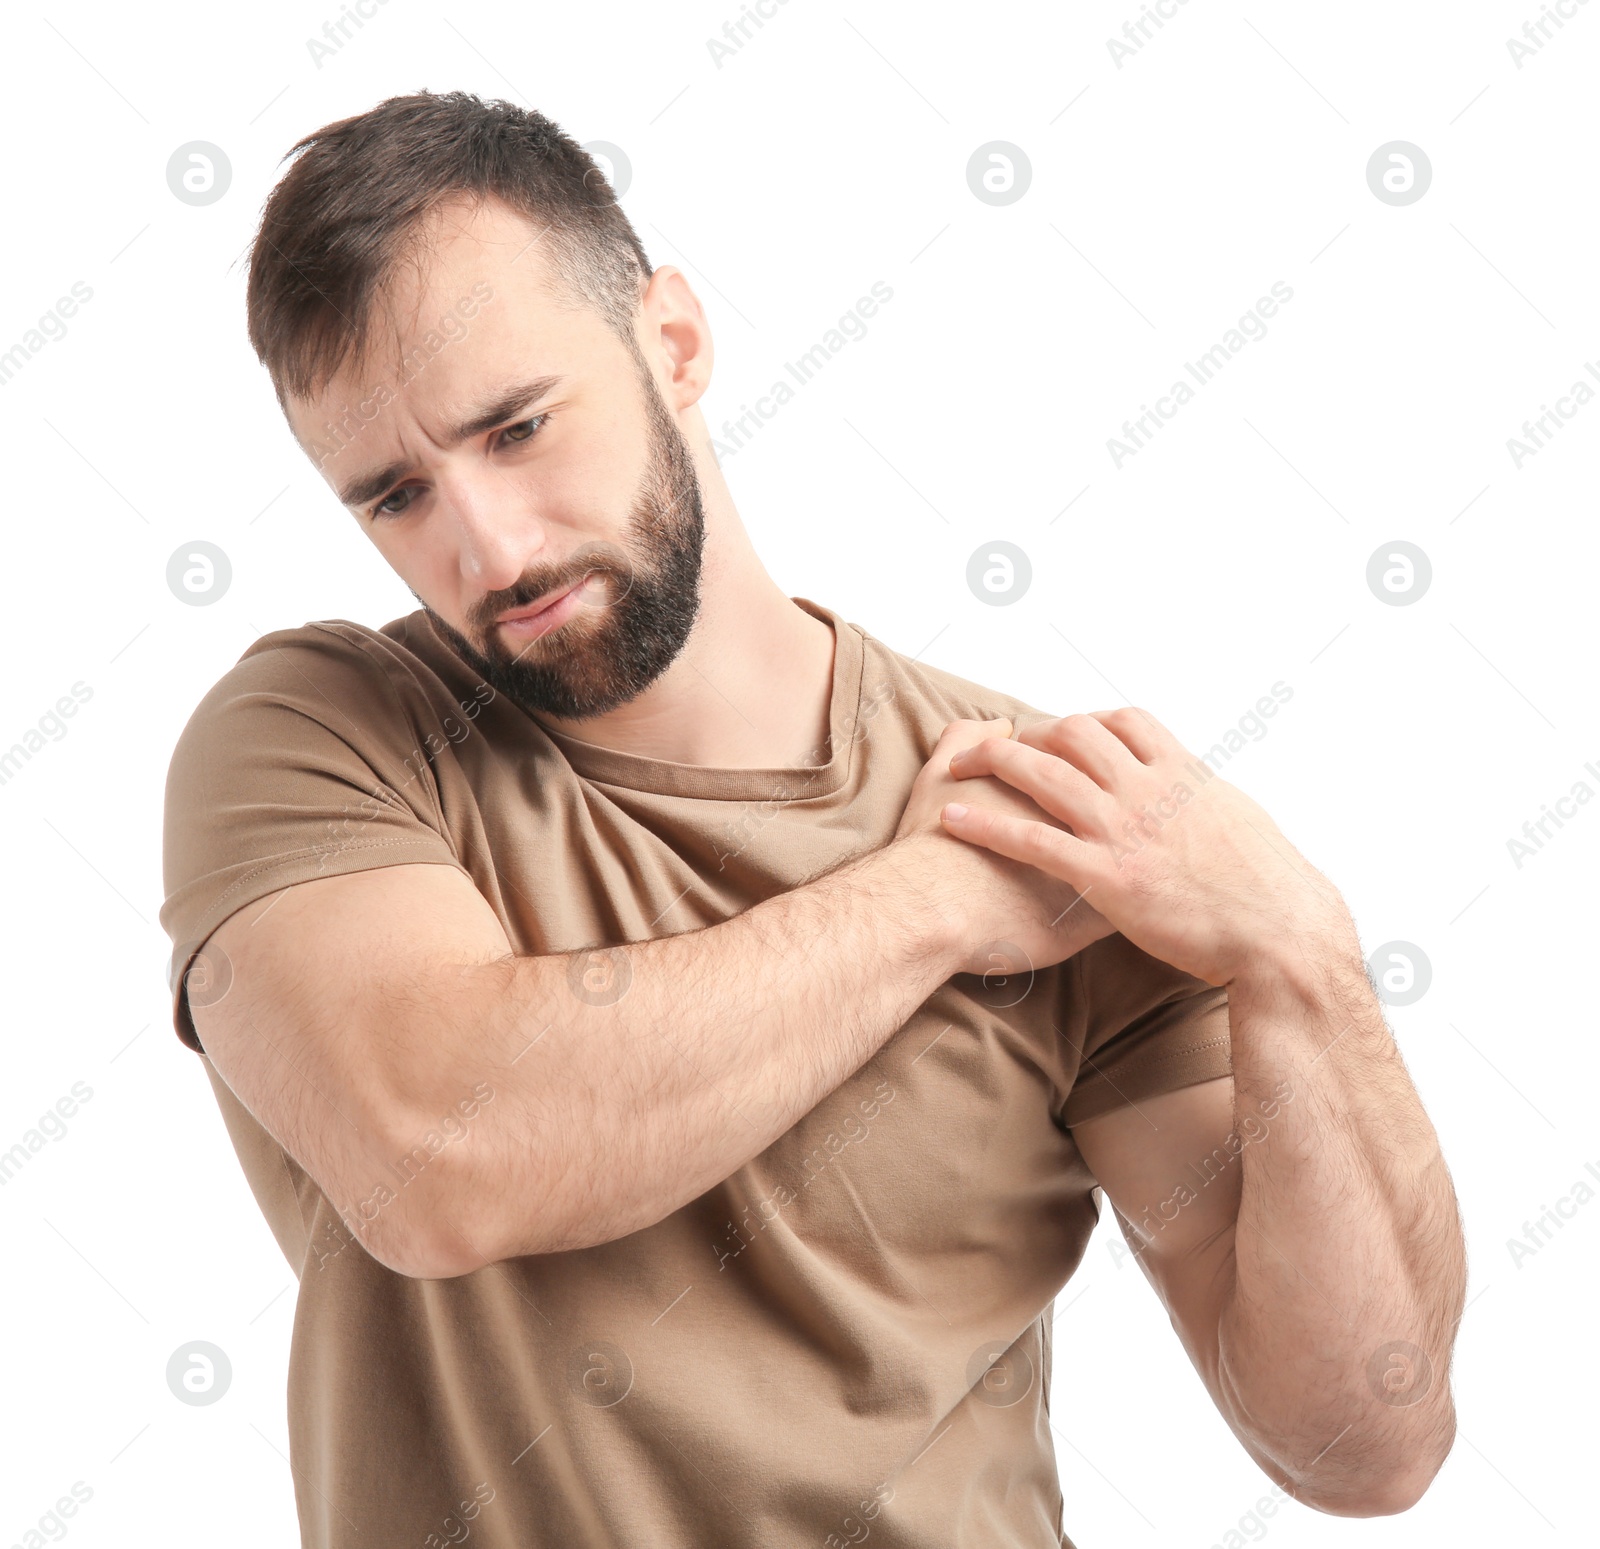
[1227, 904, 1367, 1016]
[873, 832, 971, 976]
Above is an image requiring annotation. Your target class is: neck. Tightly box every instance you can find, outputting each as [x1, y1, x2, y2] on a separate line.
[531, 419, 836, 770]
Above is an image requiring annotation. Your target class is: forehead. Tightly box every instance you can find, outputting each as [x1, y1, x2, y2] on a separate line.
[381, 194, 563, 327]
[285, 195, 599, 446]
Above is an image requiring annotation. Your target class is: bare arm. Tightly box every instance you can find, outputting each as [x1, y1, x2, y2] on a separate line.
[1074, 947, 1464, 1517]
[942, 708, 1465, 1513]
[190, 719, 1107, 1278]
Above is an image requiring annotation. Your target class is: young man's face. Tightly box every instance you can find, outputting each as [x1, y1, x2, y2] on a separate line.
[284, 195, 706, 722]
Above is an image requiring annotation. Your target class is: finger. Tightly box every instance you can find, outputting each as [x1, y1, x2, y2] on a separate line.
[1086, 707, 1173, 764]
[939, 800, 1099, 893]
[1010, 712, 1133, 790]
[948, 737, 1108, 834]
[935, 716, 1014, 760]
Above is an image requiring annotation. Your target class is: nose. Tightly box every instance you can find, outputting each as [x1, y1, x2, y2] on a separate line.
[440, 468, 548, 596]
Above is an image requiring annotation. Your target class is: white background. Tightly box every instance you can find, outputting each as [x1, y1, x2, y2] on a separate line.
[1, 1, 1593, 1544]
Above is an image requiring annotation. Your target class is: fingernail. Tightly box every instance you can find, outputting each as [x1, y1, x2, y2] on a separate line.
[944, 803, 969, 821]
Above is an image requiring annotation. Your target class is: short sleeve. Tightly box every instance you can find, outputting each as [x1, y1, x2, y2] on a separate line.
[159, 623, 467, 1054]
[1058, 932, 1233, 1129]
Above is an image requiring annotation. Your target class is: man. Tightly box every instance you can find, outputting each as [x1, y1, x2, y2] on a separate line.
[159, 90, 1465, 1548]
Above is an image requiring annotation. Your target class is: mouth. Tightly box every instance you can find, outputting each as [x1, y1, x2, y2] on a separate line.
[495, 574, 594, 643]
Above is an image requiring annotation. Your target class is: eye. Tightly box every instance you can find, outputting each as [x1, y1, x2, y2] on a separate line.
[498, 412, 550, 446]
[371, 485, 416, 520]
[367, 414, 551, 521]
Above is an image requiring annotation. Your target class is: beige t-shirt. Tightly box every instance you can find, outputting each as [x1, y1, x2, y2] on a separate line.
[160, 596, 1232, 1549]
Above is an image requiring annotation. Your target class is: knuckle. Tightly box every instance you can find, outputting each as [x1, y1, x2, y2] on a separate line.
[939, 716, 1004, 747]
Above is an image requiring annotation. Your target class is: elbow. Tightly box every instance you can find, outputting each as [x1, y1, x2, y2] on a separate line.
[1296, 1425, 1454, 1518]
[1299, 1469, 1434, 1518]
[1366, 1463, 1443, 1517]
[366, 1219, 493, 1281]
[333, 1149, 512, 1281]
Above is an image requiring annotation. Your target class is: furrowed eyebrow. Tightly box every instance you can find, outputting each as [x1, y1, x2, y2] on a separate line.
[334, 373, 566, 509]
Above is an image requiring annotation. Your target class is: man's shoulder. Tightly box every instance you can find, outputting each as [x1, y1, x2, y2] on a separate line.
[223, 610, 434, 684]
[169, 611, 468, 766]
[842, 612, 1053, 733]
[186, 610, 450, 707]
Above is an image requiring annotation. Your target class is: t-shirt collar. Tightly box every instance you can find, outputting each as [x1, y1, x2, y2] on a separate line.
[528, 596, 865, 802]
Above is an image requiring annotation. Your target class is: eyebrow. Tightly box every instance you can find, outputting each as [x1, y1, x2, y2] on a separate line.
[333, 373, 566, 509]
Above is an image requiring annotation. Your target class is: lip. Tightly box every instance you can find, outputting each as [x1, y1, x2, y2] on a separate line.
[496, 576, 590, 643]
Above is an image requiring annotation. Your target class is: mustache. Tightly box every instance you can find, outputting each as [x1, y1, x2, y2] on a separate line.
[470, 474, 701, 639]
[473, 543, 637, 634]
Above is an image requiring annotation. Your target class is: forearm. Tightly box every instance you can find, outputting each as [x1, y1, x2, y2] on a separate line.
[420, 834, 962, 1268]
[1215, 919, 1466, 1512]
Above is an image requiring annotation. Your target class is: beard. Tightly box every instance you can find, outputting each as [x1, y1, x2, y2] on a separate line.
[421, 359, 706, 723]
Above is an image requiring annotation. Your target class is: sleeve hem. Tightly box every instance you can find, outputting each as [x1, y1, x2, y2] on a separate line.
[1062, 1034, 1233, 1129]
[167, 842, 471, 1054]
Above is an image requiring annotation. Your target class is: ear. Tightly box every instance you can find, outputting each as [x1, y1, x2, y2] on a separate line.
[638, 265, 713, 413]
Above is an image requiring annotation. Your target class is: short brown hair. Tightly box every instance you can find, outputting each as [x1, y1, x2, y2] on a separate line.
[245, 90, 653, 408]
